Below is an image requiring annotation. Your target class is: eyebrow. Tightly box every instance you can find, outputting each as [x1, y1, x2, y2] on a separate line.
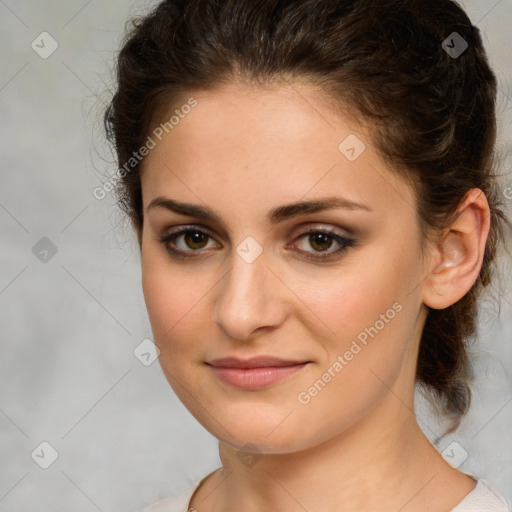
[147, 195, 372, 225]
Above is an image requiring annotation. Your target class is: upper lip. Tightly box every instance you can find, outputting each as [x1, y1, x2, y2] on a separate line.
[207, 356, 310, 368]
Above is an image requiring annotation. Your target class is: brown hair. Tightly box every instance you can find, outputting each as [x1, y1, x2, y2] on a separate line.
[104, 0, 511, 434]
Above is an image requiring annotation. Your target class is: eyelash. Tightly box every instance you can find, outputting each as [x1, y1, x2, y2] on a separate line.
[158, 225, 357, 261]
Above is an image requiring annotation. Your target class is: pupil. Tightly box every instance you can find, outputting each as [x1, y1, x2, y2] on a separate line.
[311, 233, 331, 251]
[187, 231, 207, 248]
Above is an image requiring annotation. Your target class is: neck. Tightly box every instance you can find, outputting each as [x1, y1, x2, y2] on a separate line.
[204, 392, 473, 512]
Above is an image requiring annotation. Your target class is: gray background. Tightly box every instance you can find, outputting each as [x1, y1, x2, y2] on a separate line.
[0, 1, 511, 511]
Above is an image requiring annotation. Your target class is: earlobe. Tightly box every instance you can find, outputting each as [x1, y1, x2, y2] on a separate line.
[422, 189, 491, 310]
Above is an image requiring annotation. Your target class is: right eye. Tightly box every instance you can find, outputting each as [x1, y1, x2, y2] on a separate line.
[159, 227, 219, 259]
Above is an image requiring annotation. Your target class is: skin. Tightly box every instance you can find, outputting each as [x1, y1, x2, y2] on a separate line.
[135, 82, 490, 512]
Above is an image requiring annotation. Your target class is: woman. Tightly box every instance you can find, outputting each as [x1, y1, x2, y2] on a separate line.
[104, 0, 511, 510]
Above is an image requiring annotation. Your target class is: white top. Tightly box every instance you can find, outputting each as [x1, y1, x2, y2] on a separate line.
[136, 471, 511, 512]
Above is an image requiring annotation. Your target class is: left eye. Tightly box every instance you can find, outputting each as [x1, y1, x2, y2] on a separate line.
[291, 228, 356, 259]
[159, 227, 356, 260]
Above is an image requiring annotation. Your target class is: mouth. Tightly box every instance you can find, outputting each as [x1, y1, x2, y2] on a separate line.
[206, 356, 311, 389]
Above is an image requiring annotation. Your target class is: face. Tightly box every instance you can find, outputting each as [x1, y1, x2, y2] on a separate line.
[138, 83, 432, 454]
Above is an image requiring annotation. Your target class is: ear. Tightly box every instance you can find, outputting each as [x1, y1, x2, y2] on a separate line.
[422, 188, 491, 310]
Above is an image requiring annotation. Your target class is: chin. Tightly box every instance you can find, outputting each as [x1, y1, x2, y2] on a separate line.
[216, 430, 309, 455]
[193, 405, 321, 455]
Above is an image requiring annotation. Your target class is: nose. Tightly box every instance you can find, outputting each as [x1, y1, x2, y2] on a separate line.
[213, 245, 288, 341]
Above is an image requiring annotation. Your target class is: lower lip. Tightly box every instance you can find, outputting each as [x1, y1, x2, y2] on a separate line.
[208, 363, 309, 389]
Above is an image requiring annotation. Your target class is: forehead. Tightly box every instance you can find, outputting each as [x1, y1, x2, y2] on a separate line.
[140, 83, 416, 223]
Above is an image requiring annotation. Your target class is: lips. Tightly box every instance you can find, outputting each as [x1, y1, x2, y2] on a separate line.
[206, 356, 311, 389]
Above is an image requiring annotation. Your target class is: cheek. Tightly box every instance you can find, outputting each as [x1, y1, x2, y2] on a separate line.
[141, 263, 210, 412]
[141, 256, 205, 348]
[311, 257, 405, 344]
[307, 244, 419, 386]
[292, 282, 413, 445]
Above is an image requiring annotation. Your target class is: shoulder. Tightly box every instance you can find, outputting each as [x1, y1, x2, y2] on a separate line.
[131, 467, 221, 512]
[451, 478, 511, 512]
[133, 482, 197, 512]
